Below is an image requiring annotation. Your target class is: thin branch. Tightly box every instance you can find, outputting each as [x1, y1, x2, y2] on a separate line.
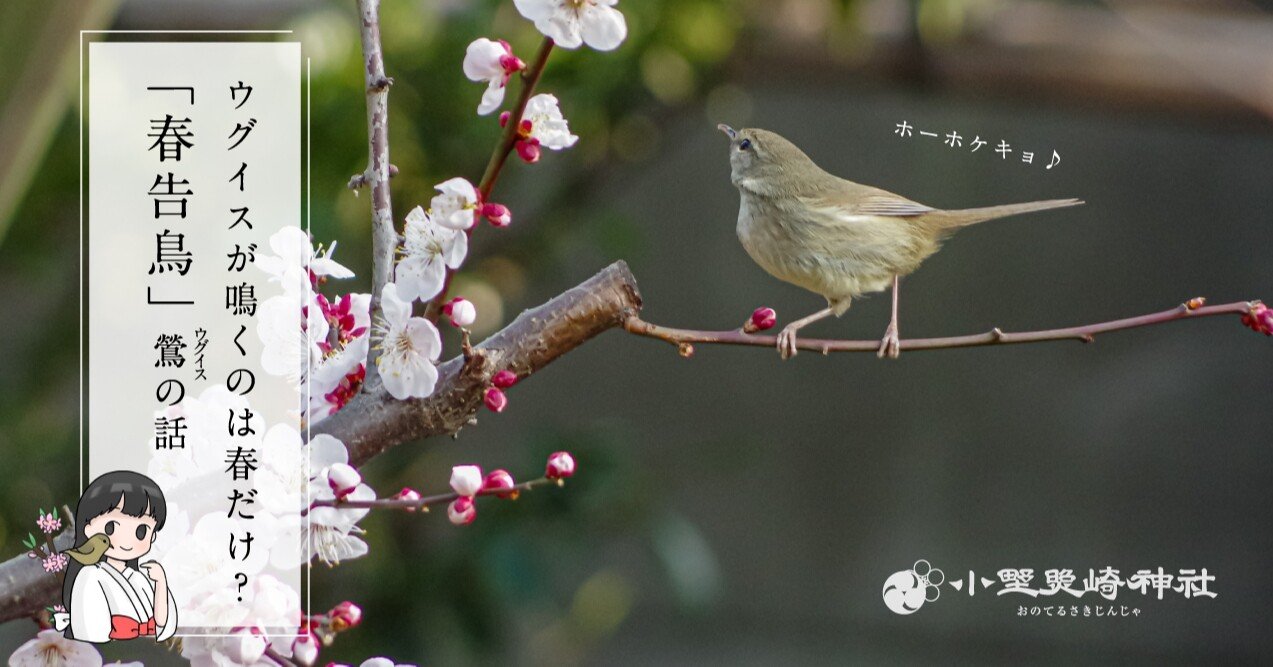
[356, 0, 399, 386]
[624, 299, 1260, 355]
[423, 37, 556, 323]
[0, 529, 72, 624]
[307, 477, 560, 514]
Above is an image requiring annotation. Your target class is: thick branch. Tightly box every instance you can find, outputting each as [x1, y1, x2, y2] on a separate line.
[624, 299, 1259, 355]
[313, 260, 642, 467]
[356, 0, 399, 383]
[0, 530, 71, 624]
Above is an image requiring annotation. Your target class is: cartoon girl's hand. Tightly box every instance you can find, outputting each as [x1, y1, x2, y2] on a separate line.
[141, 561, 167, 587]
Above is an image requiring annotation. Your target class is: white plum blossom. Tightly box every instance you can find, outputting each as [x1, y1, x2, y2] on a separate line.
[463, 38, 525, 115]
[257, 225, 354, 293]
[514, 0, 627, 51]
[450, 465, 484, 497]
[430, 177, 481, 231]
[253, 425, 374, 568]
[395, 206, 467, 302]
[374, 283, 442, 400]
[8, 629, 103, 667]
[512, 94, 579, 162]
[443, 297, 477, 327]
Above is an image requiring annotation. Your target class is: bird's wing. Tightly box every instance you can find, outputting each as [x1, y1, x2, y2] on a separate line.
[803, 180, 934, 218]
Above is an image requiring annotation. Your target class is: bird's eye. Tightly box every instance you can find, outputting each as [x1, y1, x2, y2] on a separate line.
[739, 139, 752, 151]
[104, 521, 117, 535]
[135, 525, 149, 540]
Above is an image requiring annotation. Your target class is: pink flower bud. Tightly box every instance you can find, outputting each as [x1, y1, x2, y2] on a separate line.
[491, 370, 518, 389]
[481, 202, 512, 227]
[499, 111, 512, 128]
[745, 307, 777, 333]
[484, 387, 508, 413]
[1242, 303, 1273, 336]
[499, 54, 526, 75]
[442, 297, 477, 327]
[515, 138, 541, 163]
[448, 496, 477, 525]
[329, 601, 362, 631]
[292, 633, 319, 666]
[482, 469, 518, 499]
[326, 463, 362, 499]
[394, 487, 422, 511]
[545, 451, 576, 480]
[450, 464, 484, 497]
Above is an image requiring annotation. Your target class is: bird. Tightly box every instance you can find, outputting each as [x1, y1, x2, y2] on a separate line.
[718, 125, 1083, 359]
[63, 533, 112, 566]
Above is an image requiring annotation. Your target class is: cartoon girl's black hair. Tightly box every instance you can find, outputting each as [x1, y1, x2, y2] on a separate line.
[61, 470, 167, 640]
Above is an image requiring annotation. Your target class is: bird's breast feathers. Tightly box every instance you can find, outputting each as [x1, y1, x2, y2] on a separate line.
[735, 193, 937, 299]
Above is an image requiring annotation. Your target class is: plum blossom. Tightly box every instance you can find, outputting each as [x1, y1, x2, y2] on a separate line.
[8, 629, 103, 667]
[36, 510, 61, 534]
[464, 38, 526, 115]
[491, 370, 518, 388]
[292, 632, 319, 666]
[430, 177, 481, 231]
[546, 451, 577, 479]
[503, 94, 578, 163]
[41, 552, 68, 573]
[1242, 302, 1273, 335]
[395, 206, 467, 303]
[327, 463, 362, 499]
[394, 487, 423, 511]
[484, 387, 508, 413]
[483, 469, 518, 498]
[442, 297, 477, 327]
[373, 282, 442, 400]
[329, 601, 363, 630]
[257, 225, 354, 293]
[448, 496, 477, 525]
[450, 465, 484, 497]
[514, 0, 628, 51]
[745, 307, 777, 333]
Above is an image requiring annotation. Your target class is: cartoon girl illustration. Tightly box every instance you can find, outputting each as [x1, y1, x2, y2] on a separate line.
[59, 470, 178, 643]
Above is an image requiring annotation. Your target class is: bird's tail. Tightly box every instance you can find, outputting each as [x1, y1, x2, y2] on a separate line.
[926, 198, 1084, 230]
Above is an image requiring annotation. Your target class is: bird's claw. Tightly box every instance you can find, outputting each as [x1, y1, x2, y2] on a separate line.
[776, 325, 799, 360]
[877, 324, 901, 360]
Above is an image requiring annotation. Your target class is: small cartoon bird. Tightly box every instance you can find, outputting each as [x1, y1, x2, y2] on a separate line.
[64, 534, 111, 566]
[719, 125, 1083, 359]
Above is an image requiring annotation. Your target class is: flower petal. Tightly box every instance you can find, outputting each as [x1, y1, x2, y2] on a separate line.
[582, 5, 627, 50]
[379, 282, 411, 325]
[477, 80, 506, 116]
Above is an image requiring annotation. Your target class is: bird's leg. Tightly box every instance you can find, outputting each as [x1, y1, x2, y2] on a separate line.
[877, 275, 901, 359]
[776, 307, 835, 360]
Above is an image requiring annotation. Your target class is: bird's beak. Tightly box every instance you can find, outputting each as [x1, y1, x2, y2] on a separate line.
[717, 124, 737, 140]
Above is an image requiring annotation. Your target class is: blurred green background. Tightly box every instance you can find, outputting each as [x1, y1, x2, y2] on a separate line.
[2, 0, 1272, 664]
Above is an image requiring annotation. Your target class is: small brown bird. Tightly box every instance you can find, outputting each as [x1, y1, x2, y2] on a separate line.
[719, 125, 1083, 359]
[64, 533, 111, 565]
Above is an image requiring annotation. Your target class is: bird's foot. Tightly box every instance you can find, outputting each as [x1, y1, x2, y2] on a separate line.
[776, 324, 800, 360]
[877, 323, 901, 360]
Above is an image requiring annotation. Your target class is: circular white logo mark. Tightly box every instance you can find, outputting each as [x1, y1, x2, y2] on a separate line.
[882, 559, 945, 615]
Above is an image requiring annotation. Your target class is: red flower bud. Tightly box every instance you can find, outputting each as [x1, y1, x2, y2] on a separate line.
[745, 307, 777, 333]
[1242, 302, 1273, 336]
[499, 111, 512, 128]
[481, 202, 512, 227]
[484, 387, 508, 413]
[328, 601, 362, 631]
[492, 370, 518, 389]
[448, 496, 477, 525]
[515, 138, 541, 164]
[545, 451, 576, 480]
[482, 469, 518, 499]
[394, 487, 421, 511]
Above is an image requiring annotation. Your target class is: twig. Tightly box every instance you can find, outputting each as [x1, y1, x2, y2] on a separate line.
[624, 299, 1260, 355]
[346, 164, 399, 191]
[423, 37, 556, 323]
[306, 477, 559, 514]
[355, 0, 400, 387]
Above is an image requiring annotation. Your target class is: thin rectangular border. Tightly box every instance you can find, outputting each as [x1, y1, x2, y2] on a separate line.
[79, 30, 310, 639]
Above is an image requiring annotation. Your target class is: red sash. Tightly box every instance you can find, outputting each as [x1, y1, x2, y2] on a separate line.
[109, 614, 156, 639]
